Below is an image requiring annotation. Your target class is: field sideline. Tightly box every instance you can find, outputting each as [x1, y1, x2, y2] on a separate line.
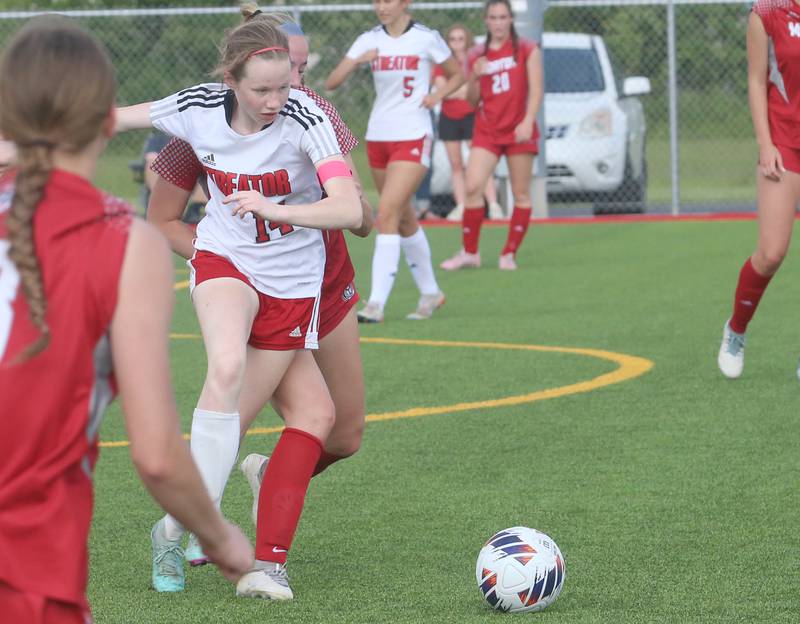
[90, 219, 799, 623]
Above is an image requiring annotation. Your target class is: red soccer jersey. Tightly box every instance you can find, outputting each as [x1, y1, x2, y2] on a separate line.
[469, 37, 539, 144]
[753, 0, 800, 148]
[433, 64, 474, 120]
[151, 85, 357, 309]
[0, 170, 132, 606]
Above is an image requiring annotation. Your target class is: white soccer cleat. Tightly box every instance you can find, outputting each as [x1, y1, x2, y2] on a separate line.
[236, 563, 294, 601]
[446, 203, 464, 222]
[717, 321, 745, 379]
[498, 253, 518, 271]
[488, 202, 505, 220]
[440, 249, 481, 271]
[184, 533, 209, 566]
[240, 453, 269, 527]
[357, 302, 384, 324]
[406, 291, 445, 320]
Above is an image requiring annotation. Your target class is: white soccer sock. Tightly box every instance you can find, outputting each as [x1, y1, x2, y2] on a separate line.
[368, 234, 402, 310]
[401, 228, 440, 296]
[162, 408, 240, 540]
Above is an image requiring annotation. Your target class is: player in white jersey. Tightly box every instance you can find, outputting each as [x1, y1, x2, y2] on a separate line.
[115, 17, 361, 601]
[326, 0, 464, 323]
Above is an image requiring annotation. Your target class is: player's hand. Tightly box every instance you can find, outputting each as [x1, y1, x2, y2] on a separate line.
[421, 93, 440, 110]
[758, 144, 785, 181]
[224, 190, 284, 221]
[472, 57, 488, 77]
[356, 48, 378, 65]
[200, 521, 253, 583]
[514, 117, 534, 144]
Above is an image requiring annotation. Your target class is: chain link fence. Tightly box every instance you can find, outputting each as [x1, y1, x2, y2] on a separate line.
[0, 1, 755, 215]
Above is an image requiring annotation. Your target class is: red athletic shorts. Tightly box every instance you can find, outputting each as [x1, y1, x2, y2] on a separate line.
[366, 135, 432, 169]
[0, 583, 91, 624]
[776, 144, 800, 174]
[189, 250, 319, 350]
[319, 231, 359, 340]
[471, 125, 539, 157]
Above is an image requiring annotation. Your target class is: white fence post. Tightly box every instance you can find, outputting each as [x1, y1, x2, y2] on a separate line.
[667, 0, 680, 215]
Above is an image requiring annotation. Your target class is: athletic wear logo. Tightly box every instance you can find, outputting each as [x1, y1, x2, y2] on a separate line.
[410, 147, 420, 156]
[201, 153, 215, 166]
[341, 282, 355, 302]
[790, 22, 800, 38]
[289, 326, 302, 338]
[272, 546, 288, 554]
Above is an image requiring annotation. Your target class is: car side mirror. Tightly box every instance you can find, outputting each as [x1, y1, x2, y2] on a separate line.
[623, 76, 651, 97]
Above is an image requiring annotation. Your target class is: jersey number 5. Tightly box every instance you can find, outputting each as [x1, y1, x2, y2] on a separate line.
[0, 241, 20, 360]
[403, 76, 414, 98]
[491, 71, 511, 95]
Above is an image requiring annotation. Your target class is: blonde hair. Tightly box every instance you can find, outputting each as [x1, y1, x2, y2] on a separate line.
[446, 24, 474, 54]
[0, 16, 115, 359]
[214, 3, 290, 81]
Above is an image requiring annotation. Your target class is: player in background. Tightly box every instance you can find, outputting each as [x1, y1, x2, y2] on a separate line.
[147, 9, 369, 567]
[717, 0, 800, 378]
[325, 0, 464, 323]
[440, 0, 543, 272]
[0, 16, 252, 621]
[432, 24, 503, 223]
[115, 16, 362, 600]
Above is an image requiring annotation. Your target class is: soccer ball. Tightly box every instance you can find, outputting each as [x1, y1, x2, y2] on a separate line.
[475, 526, 565, 613]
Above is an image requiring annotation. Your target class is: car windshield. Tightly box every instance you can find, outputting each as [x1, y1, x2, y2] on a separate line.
[544, 47, 605, 93]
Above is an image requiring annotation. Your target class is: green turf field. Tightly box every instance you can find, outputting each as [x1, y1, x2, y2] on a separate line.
[90, 219, 799, 623]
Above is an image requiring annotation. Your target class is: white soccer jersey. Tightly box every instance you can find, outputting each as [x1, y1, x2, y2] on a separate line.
[346, 22, 452, 141]
[150, 84, 341, 299]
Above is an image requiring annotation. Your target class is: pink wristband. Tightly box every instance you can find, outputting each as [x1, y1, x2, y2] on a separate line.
[317, 160, 352, 185]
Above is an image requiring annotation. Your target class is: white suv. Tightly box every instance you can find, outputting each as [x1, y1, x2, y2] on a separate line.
[428, 32, 650, 215]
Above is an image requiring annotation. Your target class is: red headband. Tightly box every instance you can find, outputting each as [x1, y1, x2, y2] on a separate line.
[250, 46, 288, 57]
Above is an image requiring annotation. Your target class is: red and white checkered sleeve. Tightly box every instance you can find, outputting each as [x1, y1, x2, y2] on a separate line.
[150, 138, 203, 192]
[302, 87, 359, 155]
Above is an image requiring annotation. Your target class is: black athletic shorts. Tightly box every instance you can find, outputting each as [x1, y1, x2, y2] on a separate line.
[438, 112, 475, 142]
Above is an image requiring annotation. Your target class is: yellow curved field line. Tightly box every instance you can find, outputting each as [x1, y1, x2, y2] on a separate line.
[98, 336, 652, 449]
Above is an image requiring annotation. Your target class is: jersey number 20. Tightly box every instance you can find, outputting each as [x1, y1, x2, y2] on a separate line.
[491, 71, 511, 95]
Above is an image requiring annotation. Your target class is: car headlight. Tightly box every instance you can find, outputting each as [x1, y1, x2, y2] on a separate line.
[579, 109, 613, 138]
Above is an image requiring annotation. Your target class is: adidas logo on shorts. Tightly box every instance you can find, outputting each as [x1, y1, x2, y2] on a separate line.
[410, 148, 420, 156]
[341, 282, 355, 302]
[289, 326, 302, 338]
[201, 153, 216, 165]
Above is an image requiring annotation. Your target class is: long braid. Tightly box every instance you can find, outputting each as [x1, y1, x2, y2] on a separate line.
[7, 144, 53, 358]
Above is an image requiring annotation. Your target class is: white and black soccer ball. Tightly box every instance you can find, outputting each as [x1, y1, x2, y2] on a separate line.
[476, 526, 565, 613]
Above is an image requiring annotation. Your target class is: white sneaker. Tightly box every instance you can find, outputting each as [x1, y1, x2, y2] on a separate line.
[357, 302, 384, 324]
[488, 202, 505, 220]
[236, 563, 293, 601]
[717, 321, 745, 379]
[446, 203, 464, 222]
[498, 253, 518, 271]
[440, 249, 481, 271]
[406, 291, 445, 320]
[240, 453, 269, 527]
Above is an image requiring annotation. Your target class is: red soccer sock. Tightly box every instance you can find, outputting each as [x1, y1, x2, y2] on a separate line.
[462, 206, 485, 254]
[501, 207, 532, 256]
[255, 427, 322, 564]
[312, 450, 346, 477]
[729, 257, 773, 334]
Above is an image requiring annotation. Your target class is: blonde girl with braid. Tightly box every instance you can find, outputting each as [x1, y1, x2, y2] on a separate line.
[0, 16, 252, 620]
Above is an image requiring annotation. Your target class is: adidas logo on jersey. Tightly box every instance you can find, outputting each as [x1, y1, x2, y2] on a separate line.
[201, 153, 216, 165]
[289, 326, 302, 338]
